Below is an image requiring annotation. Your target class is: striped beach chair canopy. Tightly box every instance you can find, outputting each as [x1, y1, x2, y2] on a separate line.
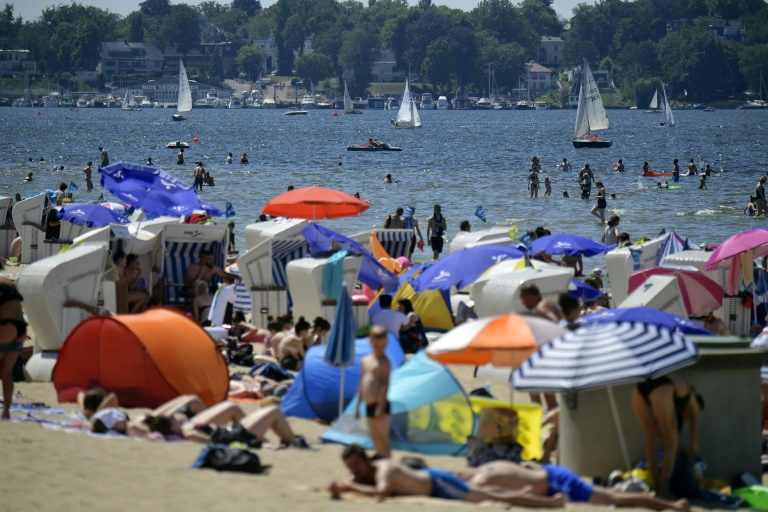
[238, 233, 310, 289]
[161, 223, 229, 304]
[350, 229, 413, 259]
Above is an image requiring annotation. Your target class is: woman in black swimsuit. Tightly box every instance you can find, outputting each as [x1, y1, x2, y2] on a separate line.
[631, 374, 702, 498]
[0, 262, 26, 419]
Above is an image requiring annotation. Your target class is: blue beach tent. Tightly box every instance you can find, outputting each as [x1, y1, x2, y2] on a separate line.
[320, 351, 475, 456]
[280, 334, 405, 423]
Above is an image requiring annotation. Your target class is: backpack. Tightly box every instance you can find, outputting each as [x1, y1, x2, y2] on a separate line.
[192, 444, 270, 474]
[210, 423, 263, 449]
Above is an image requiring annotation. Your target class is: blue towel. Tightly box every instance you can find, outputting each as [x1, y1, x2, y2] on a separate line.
[322, 250, 348, 298]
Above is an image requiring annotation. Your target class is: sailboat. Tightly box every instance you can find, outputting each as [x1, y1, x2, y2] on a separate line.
[343, 81, 362, 114]
[660, 83, 675, 127]
[172, 60, 192, 121]
[391, 78, 422, 129]
[645, 89, 661, 113]
[572, 59, 611, 148]
[121, 89, 141, 111]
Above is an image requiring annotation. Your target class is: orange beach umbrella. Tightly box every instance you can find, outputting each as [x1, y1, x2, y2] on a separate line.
[426, 314, 567, 367]
[262, 186, 369, 220]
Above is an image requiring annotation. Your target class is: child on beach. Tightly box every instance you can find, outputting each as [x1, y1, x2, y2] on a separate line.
[543, 177, 554, 197]
[355, 325, 392, 458]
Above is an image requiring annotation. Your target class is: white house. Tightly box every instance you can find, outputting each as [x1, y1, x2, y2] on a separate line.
[528, 62, 554, 91]
[538, 36, 564, 66]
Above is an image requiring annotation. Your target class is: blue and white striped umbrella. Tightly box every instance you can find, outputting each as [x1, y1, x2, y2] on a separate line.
[512, 321, 699, 393]
[324, 285, 356, 420]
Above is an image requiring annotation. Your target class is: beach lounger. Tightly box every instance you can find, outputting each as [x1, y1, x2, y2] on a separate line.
[286, 255, 362, 327]
[11, 192, 48, 264]
[238, 234, 309, 327]
[0, 196, 14, 259]
[16, 244, 110, 381]
[161, 223, 228, 308]
[350, 229, 413, 259]
[470, 267, 574, 317]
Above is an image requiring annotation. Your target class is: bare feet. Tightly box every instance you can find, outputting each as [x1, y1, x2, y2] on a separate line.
[674, 498, 690, 512]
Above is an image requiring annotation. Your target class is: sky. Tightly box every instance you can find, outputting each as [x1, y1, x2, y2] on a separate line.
[10, 0, 589, 23]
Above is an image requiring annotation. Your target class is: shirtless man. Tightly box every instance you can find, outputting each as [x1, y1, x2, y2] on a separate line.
[185, 250, 239, 321]
[686, 158, 698, 176]
[384, 207, 405, 229]
[461, 461, 689, 511]
[519, 284, 560, 410]
[99, 146, 109, 167]
[355, 325, 392, 458]
[328, 444, 564, 506]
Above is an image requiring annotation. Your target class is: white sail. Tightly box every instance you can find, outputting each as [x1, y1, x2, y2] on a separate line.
[177, 60, 192, 113]
[573, 79, 588, 139]
[411, 97, 422, 127]
[662, 84, 675, 126]
[649, 89, 659, 110]
[122, 90, 130, 109]
[343, 81, 354, 113]
[583, 61, 609, 132]
[395, 78, 412, 125]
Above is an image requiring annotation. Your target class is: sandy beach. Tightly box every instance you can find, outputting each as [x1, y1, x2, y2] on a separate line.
[1, 365, 570, 512]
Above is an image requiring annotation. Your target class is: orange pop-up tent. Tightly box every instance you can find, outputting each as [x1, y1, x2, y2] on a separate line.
[53, 308, 229, 408]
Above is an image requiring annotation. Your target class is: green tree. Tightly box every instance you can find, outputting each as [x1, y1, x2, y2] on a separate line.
[235, 43, 266, 77]
[140, 0, 171, 17]
[162, 4, 201, 57]
[339, 25, 379, 97]
[421, 38, 453, 92]
[519, 0, 561, 37]
[282, 13, 306, 55]
[231, 0, 262, 17]
[0, 4, 21, 40]
[739, 44, 768, 95]
[128, 12, 144, 41]
[295, 52, 333, 84]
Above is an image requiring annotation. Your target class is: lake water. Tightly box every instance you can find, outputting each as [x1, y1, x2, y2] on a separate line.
[1, 106, 766, 264]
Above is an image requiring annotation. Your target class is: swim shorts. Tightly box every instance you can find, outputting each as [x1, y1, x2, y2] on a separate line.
[425, 468, 469, 500]
[365, 400, 391, 418]
[543, 465, 593, 502]
[430, 236, 444, 253]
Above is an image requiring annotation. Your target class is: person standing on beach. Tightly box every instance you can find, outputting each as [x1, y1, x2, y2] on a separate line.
[193, 161, 204, 192]
[0, 260, 26, 419]
[755, 177, 768, 217]
[402, 206, 423, 262]
[672, 159, 680, 182]
[99, 146, 109, 167]
[355, 326, 392, 458]
[427, 204, 447, 261]
[384, 207, 405, 229]
[82, 161, 93, 192]
[591, 181, 607, 223]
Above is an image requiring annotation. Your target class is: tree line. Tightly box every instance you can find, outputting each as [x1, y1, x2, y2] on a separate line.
[1, 0, 767, 103]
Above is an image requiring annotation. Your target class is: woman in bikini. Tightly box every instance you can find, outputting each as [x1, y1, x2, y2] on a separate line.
[0, 260, 26, 419]
[631, 374, 703, 498]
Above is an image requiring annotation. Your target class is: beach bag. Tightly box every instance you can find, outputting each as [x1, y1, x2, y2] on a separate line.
[210, 423, 262, 449]
[192, 444, 270, 474]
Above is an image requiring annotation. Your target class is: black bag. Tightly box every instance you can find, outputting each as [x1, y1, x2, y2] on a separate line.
[192, 444, 270, 474]
[210, 423, 262, 449]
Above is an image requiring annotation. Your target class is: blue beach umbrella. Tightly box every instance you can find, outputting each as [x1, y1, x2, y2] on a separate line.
[410, 244, 527, 293]
[99, 161, 224, 218]
[568, 279, 604, 301]
[324, 286, 356, 419]
[302, 223, 399, 293]
[578, 306, 712, 336]
[57, 203, 130, 227]
[531, 233, 615, 257]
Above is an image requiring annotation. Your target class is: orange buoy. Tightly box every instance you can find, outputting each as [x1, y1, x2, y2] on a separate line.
[193, 137, 199, 143]
[333, 110, 338, 116]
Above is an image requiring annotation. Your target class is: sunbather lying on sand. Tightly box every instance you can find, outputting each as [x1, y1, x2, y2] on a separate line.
[327, 444, 563, 506]
[126, 395, 308, 447]
[459, 461, 689, 511]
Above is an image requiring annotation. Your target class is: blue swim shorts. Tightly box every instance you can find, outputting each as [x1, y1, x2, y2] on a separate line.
[425, 468, 469, 501]
[543, 465, 594, 502]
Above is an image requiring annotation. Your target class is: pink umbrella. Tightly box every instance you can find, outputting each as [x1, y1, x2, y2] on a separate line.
[704, 228, 768, 294]
[628, 267, 724, 317]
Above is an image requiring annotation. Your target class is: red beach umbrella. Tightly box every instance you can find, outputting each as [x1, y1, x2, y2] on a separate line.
[261, 187, 369, 220]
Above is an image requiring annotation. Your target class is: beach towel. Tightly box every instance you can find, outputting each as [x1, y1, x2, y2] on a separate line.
[322, 250, 348, 298]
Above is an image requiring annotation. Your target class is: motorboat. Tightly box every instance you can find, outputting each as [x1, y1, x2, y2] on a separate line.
[534, 101, 549, 110]
[300, 93, 316, 109]
[283, 107, 308, 116]
[167, 140, 190, 149]
[76, 98, 88, 109]
[346, 141, 402, 152]
[436, 96, 449, 110]
[704, 106, 716, 112]
[386, 97, 399, 110]
[316, 98, 332, 109]
[420, 93, 434, 110]
[43, 94, 59, 108]
[475, 97, 492, 110]
[138, 96, 153, 108]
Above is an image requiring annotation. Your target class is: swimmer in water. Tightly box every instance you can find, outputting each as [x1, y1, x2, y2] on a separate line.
[384, 173, 397, 184]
